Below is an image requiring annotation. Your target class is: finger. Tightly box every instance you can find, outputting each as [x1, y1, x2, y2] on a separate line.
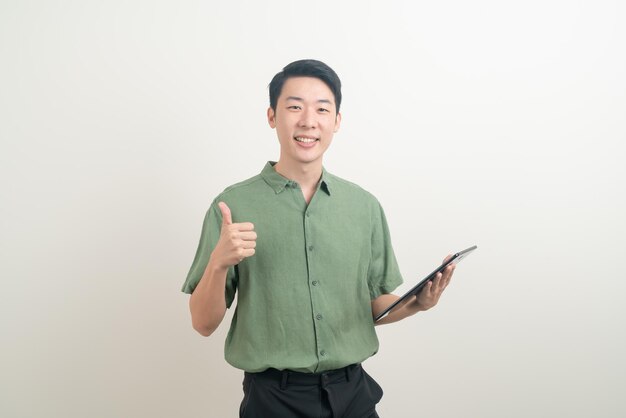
[438, 271, 450, 293]
[234, 222, 255, 231]
[442, 265, 455, 286]
[218, 202, 233, 226]
[237, 231, 257, 241]
[421, 281, 436, 307]
[438, 254, 454, 288]
[425, 278, 436, 295]
[438, 269, 453, 293]
[241, 248, 255, 258]
[241, 240, 257, 249]
[432, 273, 443, 293]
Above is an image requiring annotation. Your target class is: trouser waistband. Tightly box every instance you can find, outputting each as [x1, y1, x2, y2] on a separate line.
[245, 363, 360, 389]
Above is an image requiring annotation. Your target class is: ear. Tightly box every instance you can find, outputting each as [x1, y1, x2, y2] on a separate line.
[333, 112, 342, 133]
[267, 107, 276, 128]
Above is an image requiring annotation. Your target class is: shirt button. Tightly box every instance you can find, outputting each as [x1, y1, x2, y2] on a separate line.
[306, 212, 311, 217]
[312, 281, 318, 286]
[308, 245, 314, 251]
[316, 314, 323, 320]
[320, 350, 326, 356]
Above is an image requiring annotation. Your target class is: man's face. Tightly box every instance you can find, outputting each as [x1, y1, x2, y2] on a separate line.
[267, 76, 341, 168]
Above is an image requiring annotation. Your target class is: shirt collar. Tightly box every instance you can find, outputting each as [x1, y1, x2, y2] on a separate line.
[260, 161, 332, 196]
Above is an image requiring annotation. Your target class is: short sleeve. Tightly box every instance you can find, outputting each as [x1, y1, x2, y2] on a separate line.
[181, 200, 238, 308]
[367, 201, 403, 300]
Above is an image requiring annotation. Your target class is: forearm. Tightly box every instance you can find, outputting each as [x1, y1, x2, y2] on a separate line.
[189, 258, 229, 336]
[372, 294, 422, 326]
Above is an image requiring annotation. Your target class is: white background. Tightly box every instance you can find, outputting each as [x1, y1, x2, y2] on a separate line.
[1, 1, 625, 417]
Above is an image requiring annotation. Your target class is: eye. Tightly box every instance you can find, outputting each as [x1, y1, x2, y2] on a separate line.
[318, 108, 330, 113]
[287, 105, 302, 110]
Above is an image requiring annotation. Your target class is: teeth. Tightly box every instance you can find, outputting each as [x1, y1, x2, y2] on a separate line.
[295, 137, 317, 143]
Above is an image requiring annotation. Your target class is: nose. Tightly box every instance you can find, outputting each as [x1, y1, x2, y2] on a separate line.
[298, 108, 316, 128]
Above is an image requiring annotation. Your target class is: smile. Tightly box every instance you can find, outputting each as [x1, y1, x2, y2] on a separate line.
[294, 137, 319, 143]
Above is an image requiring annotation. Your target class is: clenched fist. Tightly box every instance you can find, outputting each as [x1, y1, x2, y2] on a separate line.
[210, 202, 257, 269]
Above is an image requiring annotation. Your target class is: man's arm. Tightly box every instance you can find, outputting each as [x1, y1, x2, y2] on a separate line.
[372, 259, 455, 326]
[189, 202, 256, 336]
[189, 260, 230, 336]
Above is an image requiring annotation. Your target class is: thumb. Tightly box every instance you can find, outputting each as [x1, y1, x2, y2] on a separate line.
[218, 201, 232, 226]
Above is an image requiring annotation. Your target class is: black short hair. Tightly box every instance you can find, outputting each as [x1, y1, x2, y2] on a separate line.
[269, 59, 342, 114]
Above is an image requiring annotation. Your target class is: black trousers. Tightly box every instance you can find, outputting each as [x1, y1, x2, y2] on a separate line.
[239, 363, 383, 418]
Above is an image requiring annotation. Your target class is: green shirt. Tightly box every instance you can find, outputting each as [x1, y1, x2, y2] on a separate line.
[182, 162, 403, 373]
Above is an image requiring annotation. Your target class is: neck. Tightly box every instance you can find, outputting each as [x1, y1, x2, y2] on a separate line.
[274, 160, 323, 191]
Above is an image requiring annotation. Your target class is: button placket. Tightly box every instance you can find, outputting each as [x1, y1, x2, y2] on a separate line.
[304, 206, 318, 363]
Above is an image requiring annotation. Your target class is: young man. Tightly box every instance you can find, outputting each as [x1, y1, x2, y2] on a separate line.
[182, 59, 455, 418]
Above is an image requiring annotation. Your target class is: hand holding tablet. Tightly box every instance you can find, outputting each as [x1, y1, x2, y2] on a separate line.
[374, 245, 478, 322]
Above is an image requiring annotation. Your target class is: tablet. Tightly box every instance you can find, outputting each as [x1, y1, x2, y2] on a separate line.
[374, 245, 477, 322]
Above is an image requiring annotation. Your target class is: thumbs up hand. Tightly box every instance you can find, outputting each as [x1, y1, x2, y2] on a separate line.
[210, 202, 257, 269]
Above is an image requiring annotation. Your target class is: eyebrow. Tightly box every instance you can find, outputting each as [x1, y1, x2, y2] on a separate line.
[285, 96, 333, 105]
